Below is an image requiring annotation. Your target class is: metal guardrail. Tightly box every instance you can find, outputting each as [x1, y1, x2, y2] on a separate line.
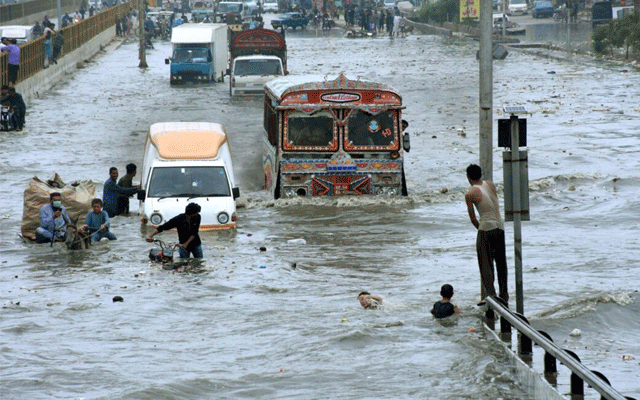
[1, 1, 132, 87]
[485, 296, 636, 400]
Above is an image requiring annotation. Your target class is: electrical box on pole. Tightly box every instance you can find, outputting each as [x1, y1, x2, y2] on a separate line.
[503, 150, 530, 221]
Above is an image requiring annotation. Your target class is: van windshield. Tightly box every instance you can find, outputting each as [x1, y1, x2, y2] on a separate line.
[172, 48, 211, 63]
[147, 166, 231, 198]
[234, 59, 282, 76]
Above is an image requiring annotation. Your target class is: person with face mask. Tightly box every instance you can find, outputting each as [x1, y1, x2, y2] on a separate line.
[35, 192, 71, 243]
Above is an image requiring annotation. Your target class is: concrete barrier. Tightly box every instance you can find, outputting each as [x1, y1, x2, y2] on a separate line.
[16, 26, 117, 105]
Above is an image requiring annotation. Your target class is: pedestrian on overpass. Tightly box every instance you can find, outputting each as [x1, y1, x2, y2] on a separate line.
[1, 38, 20, 85]
[52, 30, 64, 64]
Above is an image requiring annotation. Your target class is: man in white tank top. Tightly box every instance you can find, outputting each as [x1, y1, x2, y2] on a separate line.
[465, 164, 509, 305]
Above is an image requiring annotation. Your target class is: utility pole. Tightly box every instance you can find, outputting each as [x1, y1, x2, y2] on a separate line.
[479, 0, 493, 181]
[138, 0, 148, 68]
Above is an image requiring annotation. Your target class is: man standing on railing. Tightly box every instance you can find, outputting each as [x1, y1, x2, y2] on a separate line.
[465, 164, 509, 306]
[52, 30, 64, 64]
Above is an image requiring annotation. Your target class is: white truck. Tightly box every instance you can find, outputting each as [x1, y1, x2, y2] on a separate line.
[228, 28, 287, 96]
[164, 23, 228, 84]
[138, 122, 240, 231]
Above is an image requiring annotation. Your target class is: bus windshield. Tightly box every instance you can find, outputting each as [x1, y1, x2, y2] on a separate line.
[345, 109, 397, 150]
[147, 166, 231, 198]
[217, 3, 242, 13]
[285, 110, 335, 149]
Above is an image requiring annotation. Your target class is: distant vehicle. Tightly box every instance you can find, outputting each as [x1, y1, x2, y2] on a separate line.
[228, 28, 287, 97]
[165, 24, 228, 84]
[0, 25, 35, 45]
[139, 122, 240, 230]
[383, 0, 396, 9]
[507, 0, 528, 15]
[531, 0, 553, 18]
[271, 12, 309, 30]
[592, 1, 612, 27]
[262, 0, 279, 12]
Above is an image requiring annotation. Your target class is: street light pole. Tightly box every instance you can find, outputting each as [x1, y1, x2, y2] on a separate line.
[138, 0, 148, 68]
[479, 0, 494, 181]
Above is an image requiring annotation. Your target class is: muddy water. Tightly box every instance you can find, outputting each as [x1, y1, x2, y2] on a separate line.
[1, 26, 639, 399]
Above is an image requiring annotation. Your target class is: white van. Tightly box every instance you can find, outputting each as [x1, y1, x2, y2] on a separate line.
[138, 122, 240, 231]
[0, 25, 35, 45]
[230, 55, 284, 96]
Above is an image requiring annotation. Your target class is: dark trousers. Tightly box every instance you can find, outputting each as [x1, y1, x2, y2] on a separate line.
[8, 63, 19, 84]
[12, 108, 25, 129]
[476, 228, 509, 302]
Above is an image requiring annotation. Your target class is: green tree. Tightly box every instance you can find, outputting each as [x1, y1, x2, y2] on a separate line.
[413, 0, 459, 24]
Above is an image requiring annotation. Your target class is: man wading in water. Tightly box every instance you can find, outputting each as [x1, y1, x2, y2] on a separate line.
[465, 164, 509, 306]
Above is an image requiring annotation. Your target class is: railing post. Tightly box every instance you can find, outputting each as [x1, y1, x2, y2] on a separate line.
[564, 349, 584, 396]
[537, 330, 557, 374]
[514, 313, 532, 355]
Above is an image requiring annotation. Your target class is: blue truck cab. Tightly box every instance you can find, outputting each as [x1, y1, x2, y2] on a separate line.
[164, 24, 228, 84]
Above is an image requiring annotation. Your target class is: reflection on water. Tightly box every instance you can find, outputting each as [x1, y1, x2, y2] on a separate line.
[523, 21, 594, 51]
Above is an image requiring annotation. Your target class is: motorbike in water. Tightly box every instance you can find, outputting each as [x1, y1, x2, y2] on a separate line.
[553, 5, 568, 22]
[0, 105, 14, 131]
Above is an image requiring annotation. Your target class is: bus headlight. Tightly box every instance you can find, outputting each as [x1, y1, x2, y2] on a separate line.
[387, 187, 398, 196]
[285, 187, 295, 197]
[375, 187, 386, 195]
[150, 213, 163, 225]
[217, 212, 230, 224]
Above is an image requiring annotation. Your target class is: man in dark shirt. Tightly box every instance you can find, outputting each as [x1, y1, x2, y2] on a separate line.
[103, 167, 138, 217]
[0, 86, 26, 131]
[146, 203, 203, 259]
[116, 163, 137, 215]
[430, 284, 460, 319]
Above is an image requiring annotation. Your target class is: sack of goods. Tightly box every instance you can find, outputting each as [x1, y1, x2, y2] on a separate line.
[21, 173, 95, 241]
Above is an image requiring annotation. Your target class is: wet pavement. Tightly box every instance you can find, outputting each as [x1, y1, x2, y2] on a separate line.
[1, 18, 640, 399]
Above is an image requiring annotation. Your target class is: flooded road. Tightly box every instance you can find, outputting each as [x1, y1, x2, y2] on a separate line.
[1, 23, 640, 399]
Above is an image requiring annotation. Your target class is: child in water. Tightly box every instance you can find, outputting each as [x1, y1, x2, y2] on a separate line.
[431, 284, 460, 319]
[358, 291, 383, 309]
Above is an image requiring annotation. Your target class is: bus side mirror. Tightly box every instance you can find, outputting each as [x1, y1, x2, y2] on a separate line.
[233, 187, 240, 199]
[137, 190, 146, 201]
[403, 133, 410, 152]
[165, 58, 171, 64]
[226, 68, 230, 75]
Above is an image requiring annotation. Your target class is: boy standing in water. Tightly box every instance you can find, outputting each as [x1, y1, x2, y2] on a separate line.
[431, 284, 460, 319]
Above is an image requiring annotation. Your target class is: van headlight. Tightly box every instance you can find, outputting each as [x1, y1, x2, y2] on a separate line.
[217, 212, 230, 224]
[150, 213, 163, 225]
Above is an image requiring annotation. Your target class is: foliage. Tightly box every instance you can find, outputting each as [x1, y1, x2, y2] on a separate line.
[412, 0, 459, 24]
[592, 11, 640, 60]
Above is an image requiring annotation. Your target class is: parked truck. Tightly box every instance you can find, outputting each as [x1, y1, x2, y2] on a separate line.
[228, 28, 287, 96]
[165, 23, 227, 84]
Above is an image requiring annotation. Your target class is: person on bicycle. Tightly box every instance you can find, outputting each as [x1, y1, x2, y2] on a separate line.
[146, 203, 203, 259]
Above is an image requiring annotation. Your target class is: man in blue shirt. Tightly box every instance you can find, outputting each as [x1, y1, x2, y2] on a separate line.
[103, 167, 138, 218]
[36, 192, 71, 243]
[82, 198, 116, 242]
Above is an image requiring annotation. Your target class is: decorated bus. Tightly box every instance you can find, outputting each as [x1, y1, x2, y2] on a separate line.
[263, 73, 410, 198]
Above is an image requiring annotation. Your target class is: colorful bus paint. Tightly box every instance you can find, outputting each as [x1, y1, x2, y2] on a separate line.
[263, 73, 410, 198]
